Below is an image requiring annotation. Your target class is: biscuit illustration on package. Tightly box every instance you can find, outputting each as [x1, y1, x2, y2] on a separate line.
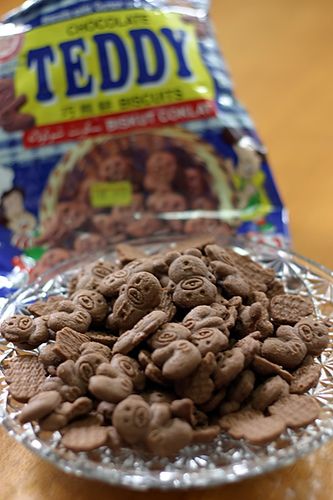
[0, 78, 35, 132]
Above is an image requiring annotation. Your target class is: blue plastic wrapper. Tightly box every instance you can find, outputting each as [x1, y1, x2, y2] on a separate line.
[0, 0, 288, 308]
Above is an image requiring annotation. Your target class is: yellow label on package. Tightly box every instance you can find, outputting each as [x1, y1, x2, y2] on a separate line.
[15, 9, 215, 139]
[90, 181, 133, 208]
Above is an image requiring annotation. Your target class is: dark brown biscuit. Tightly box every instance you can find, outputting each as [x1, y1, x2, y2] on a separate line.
[270, 294, 314, 325]
[56, 359, 87, 401]
[222, 410, 286, 445]
[126, 271, 162, 310]
[75, 352, 107, 382]
[145, 362, 170, 387]
[106, 272, 162, 331]
[170, 398, 195, 424]
[234, 302, 273, 339]
[225, 249, 275, 292]
[149, 402, 172, 428]
[97, 401, 116, 423]
[199, 388, 226, 412]
[79, 341, 112, 359]
[219, 400, 241, 416]
[211, 260, 251, 300]
[5, 356, 46, 402]
[268, 394, 320, 428]
[171, 234, 215, 253]
[266, 279, 285, 299]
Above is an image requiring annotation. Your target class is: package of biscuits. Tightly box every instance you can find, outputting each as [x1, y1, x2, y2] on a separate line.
[0, 0, 288, 307]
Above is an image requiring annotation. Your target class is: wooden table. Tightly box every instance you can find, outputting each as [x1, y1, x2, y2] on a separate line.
[1, 1, 333, 499]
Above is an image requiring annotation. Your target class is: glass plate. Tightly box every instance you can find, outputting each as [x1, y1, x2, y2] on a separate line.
[1, 236, 333, 490]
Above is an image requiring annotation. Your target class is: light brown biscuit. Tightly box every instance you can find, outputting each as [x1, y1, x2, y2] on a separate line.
[61, 425, 109, 451]
[53, 328, 90, 361]
[19, 391, 62, 424]
[270, 294, 314, 325]
[251, 375, 289, 411]
[5, 356, 46, 402]
[290, 357, 321, 394]
[112, 395, 150, 445]
[112, 310, 168, 354]
[268, 394, 320, 428]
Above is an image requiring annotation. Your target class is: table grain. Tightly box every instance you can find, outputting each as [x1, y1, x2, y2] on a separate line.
[1, 1, 333, 499]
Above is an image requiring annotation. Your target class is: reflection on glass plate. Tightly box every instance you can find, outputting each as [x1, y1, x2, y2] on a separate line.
[0, 236, 333, 490]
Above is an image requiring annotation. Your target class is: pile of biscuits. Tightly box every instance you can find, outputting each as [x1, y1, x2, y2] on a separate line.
[0, 240, 330, 457]
[35, 134, 228, 252]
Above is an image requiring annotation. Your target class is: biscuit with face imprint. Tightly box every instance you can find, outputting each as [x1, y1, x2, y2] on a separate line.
[107, 272, 162, 330]
[294, 318, 329, 356]
[0, 315, 49, 347]
[261, 325, 307, 370]
[152, 339, 201, 380]
[71, 289, 108, 323]
[74, 259, 115, 291]
[190, 327, 228, 355]
[168, 255, 214, 284]
[110, 354, 145, 390]
[112, 395, 150, 445]
[147, 323, 191, 350]
[47, 303, 92, 333]
[173, 276, 217, 308]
